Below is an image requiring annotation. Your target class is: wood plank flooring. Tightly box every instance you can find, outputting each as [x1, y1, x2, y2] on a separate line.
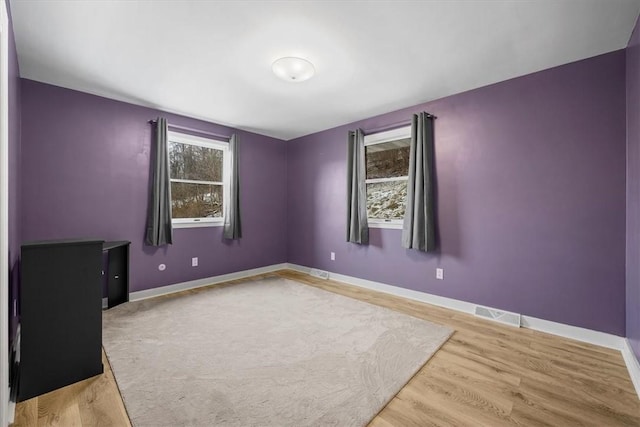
[12, 269, 640, 426]
[13, 349, 130, 427]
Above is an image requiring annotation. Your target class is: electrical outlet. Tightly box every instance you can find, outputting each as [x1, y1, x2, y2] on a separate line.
[330, 252, 335, 261]
[192, 257, 198, 267]
[436, 268, 444, 280]
[159, 264, 166, 271]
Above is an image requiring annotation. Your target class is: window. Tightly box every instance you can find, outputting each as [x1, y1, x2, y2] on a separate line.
[168, 131, 229, 228]
[364, 126, 411, 229]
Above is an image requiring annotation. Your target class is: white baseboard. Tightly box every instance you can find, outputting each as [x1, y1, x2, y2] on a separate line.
[288, 263, 479, 313]
[129, 263, 289, 302]
[622, 339, 640, 398]
[519, 316, 624, 350]
[285, 263, 626, 352]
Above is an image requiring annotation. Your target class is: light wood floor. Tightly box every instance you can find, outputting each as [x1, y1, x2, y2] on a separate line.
[12, 270, 640, 426]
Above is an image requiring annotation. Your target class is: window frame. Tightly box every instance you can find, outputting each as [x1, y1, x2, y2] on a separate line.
[363, 125, 411, 230]
[167, 131, 230, 229]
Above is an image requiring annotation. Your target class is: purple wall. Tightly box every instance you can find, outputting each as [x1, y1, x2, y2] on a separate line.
[16, 44, 630, 337]
[287, 51, 627, 336]
[20, 80, 287, 293]
[627, 17, 640, 360]
[6, 0, 21, 344]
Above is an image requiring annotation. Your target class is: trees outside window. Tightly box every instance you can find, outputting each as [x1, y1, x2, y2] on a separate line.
[364, 126, 411, 229]
[168, 132, 229, 228]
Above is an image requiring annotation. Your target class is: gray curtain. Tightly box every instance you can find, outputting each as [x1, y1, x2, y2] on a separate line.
[402, 112, 436, 252]
[224, 134, 242, 240]
[347, 129, 369, 244]
[145, 117, 173, 246]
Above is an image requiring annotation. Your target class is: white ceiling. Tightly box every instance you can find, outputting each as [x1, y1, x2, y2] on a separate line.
[10, 0, 640, 140]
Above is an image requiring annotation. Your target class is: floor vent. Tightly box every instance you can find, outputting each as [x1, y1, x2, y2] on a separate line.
[474, 305, 521, 328]
[309, 269, 329, 280]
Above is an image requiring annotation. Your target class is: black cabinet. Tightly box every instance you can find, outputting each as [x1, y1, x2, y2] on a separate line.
[104, 240, 131, 308]
[19, 239, 104, 401]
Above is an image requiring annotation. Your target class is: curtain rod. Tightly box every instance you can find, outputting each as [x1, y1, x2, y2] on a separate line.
[148, 120, 230, 141]
[363, 113, 437, 135]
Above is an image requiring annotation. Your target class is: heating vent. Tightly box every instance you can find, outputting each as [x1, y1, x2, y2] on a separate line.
[474, 305, 521, 328]
[309, 268, 329, 280]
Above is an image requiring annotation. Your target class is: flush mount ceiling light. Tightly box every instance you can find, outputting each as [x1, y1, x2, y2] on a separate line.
[272, 57, 315, 82]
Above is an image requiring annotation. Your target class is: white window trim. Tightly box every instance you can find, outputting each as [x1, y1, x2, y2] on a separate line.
[364, 125, 411, 146]
[364, 125, 411, 230]
[368, 219, 404, 229]
[168, 131, 229, 229]
[365, 176, 408, 184]
[172, 219, 223, 229]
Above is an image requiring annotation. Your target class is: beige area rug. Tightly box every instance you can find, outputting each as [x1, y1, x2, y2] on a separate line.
[102, 277, 453, 427]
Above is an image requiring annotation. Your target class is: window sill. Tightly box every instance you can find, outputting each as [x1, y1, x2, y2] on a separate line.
[368, 221, 403, 230]
[172, 221, 224, 229]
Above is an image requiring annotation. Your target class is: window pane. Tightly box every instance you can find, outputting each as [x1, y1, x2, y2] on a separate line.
[367, 180, 407, 220]
[366, 138, 411, 179]
[171, 182, 223, 218]
[169, 142, 223, 182]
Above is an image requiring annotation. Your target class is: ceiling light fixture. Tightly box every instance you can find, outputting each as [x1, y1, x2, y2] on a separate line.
[272, 57, 315, 82]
